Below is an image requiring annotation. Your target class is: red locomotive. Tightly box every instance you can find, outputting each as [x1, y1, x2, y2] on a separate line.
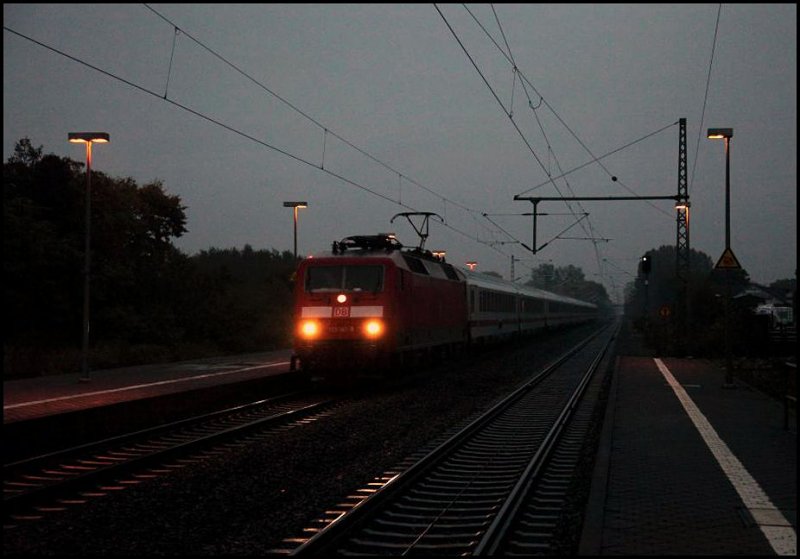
[292, 232, 467, 374]
[291, 215, 598, 378]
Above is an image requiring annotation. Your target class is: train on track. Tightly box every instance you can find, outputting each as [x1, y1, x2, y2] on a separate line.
[291, 220, 598, 377]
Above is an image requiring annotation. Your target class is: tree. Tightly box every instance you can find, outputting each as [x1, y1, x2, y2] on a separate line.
[625, 245, 716, 320]
[4, 150, 84, 346]
[767, 278, 796, 301]
[183, 246, 297, 351]
[526, 263, 611, 308]
[7, 137, 43, 167]
[5, 138, 308, 377]
[4, 138, 189, 364]
[529, 263, 556, 290]
[622, 244, 772, 356]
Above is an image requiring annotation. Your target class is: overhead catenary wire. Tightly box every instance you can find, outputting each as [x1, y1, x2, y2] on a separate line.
[458, 3, 689, 282]
[4, 5, 670, 288]
[462, 4, 677, 219]
[140, 5, 542, 273]
[436, 4, 592, 263]
[689, 3, 722, 192]
[434, 4, 551, 189]
[144, 4, 478, 217]
[1, 26, 392, 206]
[489, 6, 608, 271]
[519, 121, 680, 195]
[439, 4, 609, 277]
[460, 4, 619, 273]
[470, 3, 637, 286]
[2, 21, 529, 277]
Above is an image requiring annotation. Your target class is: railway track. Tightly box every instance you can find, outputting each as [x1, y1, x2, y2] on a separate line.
[4, 391, 341, 527]
[280, 322, 619, 555]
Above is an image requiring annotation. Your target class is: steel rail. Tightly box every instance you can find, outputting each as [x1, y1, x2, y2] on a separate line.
[474, 319, 620, 555]
[5, 393, 338, 521]
[5, 391, 306, 470]
[289, 324, 611, 556]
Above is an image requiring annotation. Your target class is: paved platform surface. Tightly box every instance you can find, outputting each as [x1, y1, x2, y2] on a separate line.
[580, 325, 797, 555]
[3, 350, 293, 424]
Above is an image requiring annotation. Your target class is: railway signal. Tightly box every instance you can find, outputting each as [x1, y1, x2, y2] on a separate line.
[641, 253, 651, 275]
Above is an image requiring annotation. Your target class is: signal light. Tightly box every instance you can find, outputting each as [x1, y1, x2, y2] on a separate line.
[641, 254, 651, 275]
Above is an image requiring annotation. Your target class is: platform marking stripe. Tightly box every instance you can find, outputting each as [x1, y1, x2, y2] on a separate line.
[654, 358, 796, 556]
[3, 362, 290, 410]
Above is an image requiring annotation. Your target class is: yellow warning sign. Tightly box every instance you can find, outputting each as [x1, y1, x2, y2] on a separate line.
[715, 247, 742, 270]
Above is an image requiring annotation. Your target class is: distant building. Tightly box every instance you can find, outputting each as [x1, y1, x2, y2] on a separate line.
[733, 283, 790, 309]
[734, 283, 795, 329]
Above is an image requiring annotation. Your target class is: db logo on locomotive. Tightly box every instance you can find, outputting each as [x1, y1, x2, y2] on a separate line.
[333, 307, 350, 318]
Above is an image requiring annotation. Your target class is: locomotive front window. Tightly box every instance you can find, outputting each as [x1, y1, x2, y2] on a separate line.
[306, 266, 344, 291]
[306, 265, 383, 292]
[344, 266, 383, 291]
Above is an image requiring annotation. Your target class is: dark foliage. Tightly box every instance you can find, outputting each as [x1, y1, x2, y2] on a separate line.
[182, 245, 297, 353]
[525, 262, 613, 311]
[4, 138, 298, 377]
[623, 244, 794, 357]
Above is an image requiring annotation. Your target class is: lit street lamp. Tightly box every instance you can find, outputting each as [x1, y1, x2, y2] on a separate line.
[707, 127, 735, 388]
[283, 201, 307, 259]
[68, 132, 110, 383]
[707, 128, 733, 248]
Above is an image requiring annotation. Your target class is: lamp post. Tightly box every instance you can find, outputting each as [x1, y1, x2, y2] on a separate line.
[707, 127, 734, 387]
[283, 201, 307, 259]
[68, 132, 110, 383]
[707, 128, 733, 247]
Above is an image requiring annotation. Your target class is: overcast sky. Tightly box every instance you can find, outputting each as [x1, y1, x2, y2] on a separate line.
[4, 4, 796, 302]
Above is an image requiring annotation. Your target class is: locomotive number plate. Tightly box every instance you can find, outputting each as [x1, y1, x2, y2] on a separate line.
[333, 306, 350, 318]
[329, 326, 355, 333]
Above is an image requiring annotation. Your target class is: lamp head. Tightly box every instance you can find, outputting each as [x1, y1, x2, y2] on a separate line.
[707, 128, 733, 140]
[68, 132, 110, 144]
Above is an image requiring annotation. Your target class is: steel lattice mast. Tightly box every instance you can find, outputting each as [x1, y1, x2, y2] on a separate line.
[675, 118, 690, 353]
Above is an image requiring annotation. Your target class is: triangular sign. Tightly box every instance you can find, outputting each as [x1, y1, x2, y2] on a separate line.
[715, 247, 742, 270]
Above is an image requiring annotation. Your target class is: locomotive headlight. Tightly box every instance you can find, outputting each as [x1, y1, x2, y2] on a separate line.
[299, 320, 320, 339]
[363, 319, 384, 339]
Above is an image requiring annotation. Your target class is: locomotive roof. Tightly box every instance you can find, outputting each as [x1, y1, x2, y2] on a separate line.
[303, 244, 463, 282]
[304, 233, 595, 308]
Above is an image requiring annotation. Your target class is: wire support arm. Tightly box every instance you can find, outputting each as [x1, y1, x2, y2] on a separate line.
[514, 195, 680, 203]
